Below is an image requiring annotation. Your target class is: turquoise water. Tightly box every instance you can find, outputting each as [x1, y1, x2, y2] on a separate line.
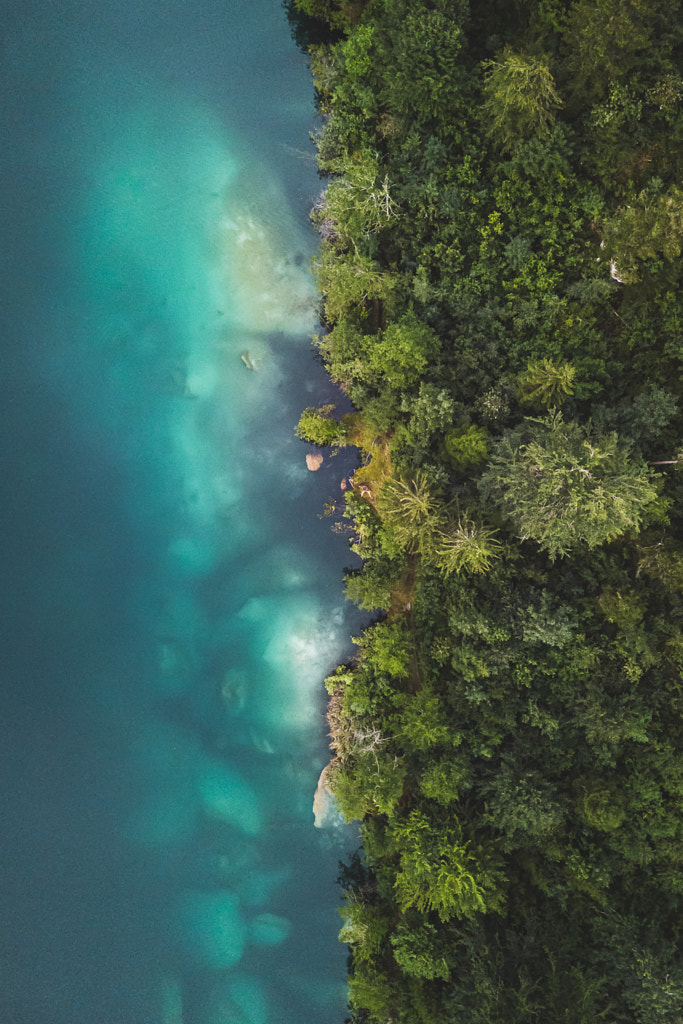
[0, 3, 358, 1021]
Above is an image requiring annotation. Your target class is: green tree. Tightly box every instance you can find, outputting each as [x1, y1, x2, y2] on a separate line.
[419, 757, 468, 806]
[428, 519, 502, 576]
[574, 778, 626, 832]
[404, 383, 456, 449]
[358, 620, 412, 679]
[603, 183, 683, 284]
[313, 242, 392, 323]
[338, 894, 391, 963]
[344, 559, 398, 610]
[292, 0, 366, 30]
[320, 155, 399, 241]
[368, 311, 439, 389]
[517, 358, 576, 410]
[563, 0, 654, 102]
[390, 919, 450, 981]
[479, 414, 659, 558]
[443, 423, 489, 471]
[392, 810, 502, 921]
[482, 50, 562, 150]
[378, 471, 444, 552]
[296, 404, 348, 445]
[398, 691, 456, 751]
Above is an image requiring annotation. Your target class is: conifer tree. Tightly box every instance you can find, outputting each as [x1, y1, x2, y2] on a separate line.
[480, 415, 659, 558]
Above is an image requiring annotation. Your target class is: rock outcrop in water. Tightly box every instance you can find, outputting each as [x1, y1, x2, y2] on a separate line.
[313, 763, 339, 827]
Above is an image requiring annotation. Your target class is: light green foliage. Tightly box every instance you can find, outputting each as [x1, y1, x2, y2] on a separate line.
[419, 757, 467, 805]
[313, 242, 391, 322]
[574, 779, 626, 831]
[347, 963, 397, 1023]
[296, 404, 348, 445]
[324, 664, 355, 698]
[321, 154, 399, 240]
[398, 691, 455, 751]
[517, 358, 575, 410]
[591, 81, 643, 131]
[379, 472, 501, 573]
[378, 471, 444, 551]
[329, 763, 372, 821]
[344, 561, 396, 610]
[357, 620, 412, 679]
[343, 489, 384, 558]
[367, 311, 439, 388]
[316, 318, 369, 389]
[364, 750, 408, 815]
[392, 810, 500, 921]
[604, 183, 683, 283]
[340, 21, 374, 78]
[482, 50, 562, 149]
[339, 895, 391, 962]
[404, 383, 456, 448]
[378, 468, 501, 573]
[443, 423, 488, 471]
[427, 519, 502, 576]
[596, 586, 657, 681]
[597, 586, 646, 632]
[390, 920, 450, 980]
[480, 414, 659, 558]
[356, 390, 400, 434]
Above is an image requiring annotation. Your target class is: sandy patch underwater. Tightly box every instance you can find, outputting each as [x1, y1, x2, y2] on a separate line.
[0, 3, 358, 1023]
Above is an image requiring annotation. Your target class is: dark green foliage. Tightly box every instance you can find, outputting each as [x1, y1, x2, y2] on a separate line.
[343, 556, 400, 610]
[296, 0, 683, 1019]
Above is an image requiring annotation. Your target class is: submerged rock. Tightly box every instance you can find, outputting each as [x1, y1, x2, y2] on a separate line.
[160, 976, 183, 1024]
[199, 976, 269, 1024]
[250, 912, 291, 945]
[306, 452, 323, 471]
[177, 891, 245, 969]
[221, 668, 247, 711]
[198, 764, 261, 835]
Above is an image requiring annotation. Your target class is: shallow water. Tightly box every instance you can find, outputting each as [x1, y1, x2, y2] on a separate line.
[0, 3, 359, 1021]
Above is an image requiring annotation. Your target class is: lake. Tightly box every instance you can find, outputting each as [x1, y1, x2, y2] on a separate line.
[0, 2, 358, 1021]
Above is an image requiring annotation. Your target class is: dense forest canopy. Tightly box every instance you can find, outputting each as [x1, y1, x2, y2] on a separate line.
[287, 0, 683, 1020]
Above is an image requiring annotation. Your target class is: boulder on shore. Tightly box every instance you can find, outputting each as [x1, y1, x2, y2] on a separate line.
[306, 452, 323, 471]
[313, 763, 340, 828]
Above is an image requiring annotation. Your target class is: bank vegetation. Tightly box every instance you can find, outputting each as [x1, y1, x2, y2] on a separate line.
[288, 0, 683, 1020]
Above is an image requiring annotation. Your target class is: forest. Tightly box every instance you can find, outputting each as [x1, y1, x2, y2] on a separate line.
[287, 0, 683, 1020]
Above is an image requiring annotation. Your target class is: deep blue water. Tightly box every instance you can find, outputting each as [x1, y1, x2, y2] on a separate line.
[0, 3, 358, 1021]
